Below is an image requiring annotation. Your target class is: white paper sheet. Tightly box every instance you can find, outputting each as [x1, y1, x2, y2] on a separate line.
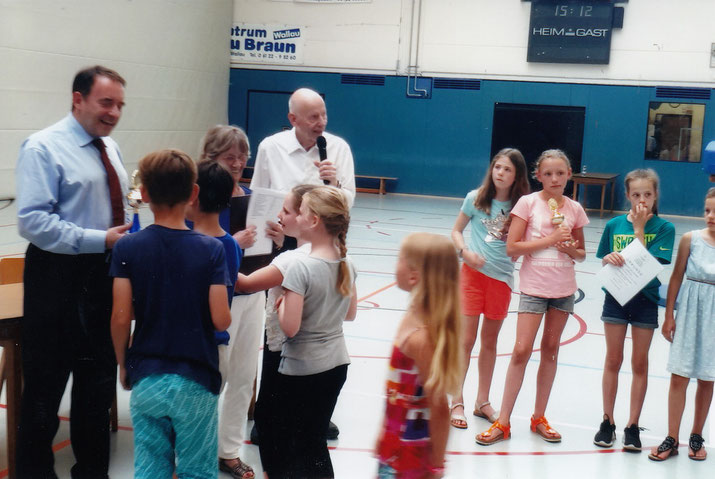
[244, 187, 286, 257]
[596, 239, 664, 306]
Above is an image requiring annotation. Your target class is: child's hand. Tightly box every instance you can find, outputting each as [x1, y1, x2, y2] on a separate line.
[630, 203, 653, 232]
[233, 225, 257, 249]
[556, 239, 580, 258]
[549, 224, 572, 245]
[463, 250, 486, 270]
[119, 366, 131, 391]
[662, 318, 675, 343]
[265, 221, 284, 248]
[602, 252, 625, 267]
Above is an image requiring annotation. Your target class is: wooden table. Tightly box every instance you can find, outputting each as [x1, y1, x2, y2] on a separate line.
[0, 283, 22, 479]
[571, 173, 619, 217]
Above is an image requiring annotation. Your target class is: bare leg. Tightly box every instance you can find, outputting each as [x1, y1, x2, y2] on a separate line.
[496, 312, 544, 425]
[601, 323, 627, 423]
[474, 317, 504, 420]
[451, 314, 480, 427]
[693, 380, 714, 434]
[627, 326, 654, 425]
[532, 308, 570, 419]
[650, 373, 689, 459]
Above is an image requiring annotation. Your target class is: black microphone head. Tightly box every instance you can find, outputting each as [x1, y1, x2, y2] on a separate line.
[316, 135, 327, 161]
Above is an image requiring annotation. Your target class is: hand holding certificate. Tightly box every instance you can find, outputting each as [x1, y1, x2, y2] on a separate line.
[244, 187, 286, 257]
[596, 239, 663, 306]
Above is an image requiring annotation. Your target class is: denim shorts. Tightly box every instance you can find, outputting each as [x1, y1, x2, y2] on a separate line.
[601, 291, 658, 330]
[518, 293, 575, 314]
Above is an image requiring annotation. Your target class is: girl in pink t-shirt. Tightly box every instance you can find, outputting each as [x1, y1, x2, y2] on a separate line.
[476, 149, 588, 445]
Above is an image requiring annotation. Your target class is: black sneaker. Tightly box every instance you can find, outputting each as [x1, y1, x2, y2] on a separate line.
[594, 416, 616, 447]
[623, 423, 643, 451]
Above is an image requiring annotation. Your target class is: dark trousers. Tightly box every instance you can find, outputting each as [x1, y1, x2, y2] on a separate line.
[259, 364, 348, 479]
[16, 245, 117, 479]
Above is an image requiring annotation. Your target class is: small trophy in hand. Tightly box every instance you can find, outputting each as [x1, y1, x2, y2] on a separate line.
[127, 169, 143, 233]
[548, 198, 574, 246]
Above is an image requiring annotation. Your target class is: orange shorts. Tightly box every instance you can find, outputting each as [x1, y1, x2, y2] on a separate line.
[460, 264, 511, 319]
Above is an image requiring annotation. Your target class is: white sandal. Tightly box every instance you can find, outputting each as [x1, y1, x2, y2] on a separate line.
[473, 401, 499, 423]
[450, 403, 468, 429]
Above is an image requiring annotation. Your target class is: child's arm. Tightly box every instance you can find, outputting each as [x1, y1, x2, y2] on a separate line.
[345, 284, 358, 321]
[662, 233, 692, 342]
[556, 227, 586, 262]
[209, 284, 231, 331]
[111, 277, 134, 390]
[278, 289, 303, 337]
[506, 215, 570, 257]
[236, 265, 284, 293]
[451, 211, 486, 270]
[630, 203, 653, 246]
[404, 331, 448, 476]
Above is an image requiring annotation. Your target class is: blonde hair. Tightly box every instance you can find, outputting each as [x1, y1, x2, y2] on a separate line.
[624, 168, 660, 215]
[400, 232, 463, 397]
[199, 125, 250, 162]
[707, 187, 715, 200]
[532, 149, 571, 178]
[302, 187, 352, 296]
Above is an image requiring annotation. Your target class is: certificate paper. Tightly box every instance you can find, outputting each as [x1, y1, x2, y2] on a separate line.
[244, 188, 286, 257]
[596, 239, 664, 306]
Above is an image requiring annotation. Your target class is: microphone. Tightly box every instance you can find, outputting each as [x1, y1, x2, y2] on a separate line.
[316, 135, 329, 185]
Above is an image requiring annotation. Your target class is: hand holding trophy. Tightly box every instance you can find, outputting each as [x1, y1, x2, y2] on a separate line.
[127, 169, 143, 233]
[547, 198, 574, 247]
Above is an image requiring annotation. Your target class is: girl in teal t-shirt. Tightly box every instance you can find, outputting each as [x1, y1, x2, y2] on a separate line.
[449, 148, 529, 429]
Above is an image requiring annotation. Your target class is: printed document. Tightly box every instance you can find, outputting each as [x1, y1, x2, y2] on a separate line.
[596, 239, 663, 306]
[245, 187, 285, 257]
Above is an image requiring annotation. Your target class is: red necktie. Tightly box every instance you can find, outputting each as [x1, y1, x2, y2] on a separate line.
[92, 138, 125, 227]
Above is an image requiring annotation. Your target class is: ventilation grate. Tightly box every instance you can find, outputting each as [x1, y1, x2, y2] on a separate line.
[340, 74, 385, 86]
[434, 78, 481, 91]
[655, 86, 710, 100]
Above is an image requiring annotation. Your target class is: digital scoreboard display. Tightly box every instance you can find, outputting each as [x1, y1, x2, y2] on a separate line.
[527, 2, 618, 64]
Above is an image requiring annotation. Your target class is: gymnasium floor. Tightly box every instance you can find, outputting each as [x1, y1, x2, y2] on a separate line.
[0, 192, 712, 478]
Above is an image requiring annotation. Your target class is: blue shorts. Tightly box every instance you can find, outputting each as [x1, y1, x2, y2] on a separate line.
[601, 291, 658, 330]
[518, 293, 575, 315]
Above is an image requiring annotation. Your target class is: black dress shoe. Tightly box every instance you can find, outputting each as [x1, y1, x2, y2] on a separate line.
[327, 420, 339, 440]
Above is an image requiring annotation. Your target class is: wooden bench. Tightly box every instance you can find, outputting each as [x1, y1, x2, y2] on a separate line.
[355, 175, 398, 195]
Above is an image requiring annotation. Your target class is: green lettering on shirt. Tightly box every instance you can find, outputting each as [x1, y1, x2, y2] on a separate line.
[612, 233, 656, 252]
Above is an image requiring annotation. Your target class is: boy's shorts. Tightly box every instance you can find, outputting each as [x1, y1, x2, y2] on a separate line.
[601, 291, 658, 330]
[518, 293, 575, 315]
[460, 264, 511, 319]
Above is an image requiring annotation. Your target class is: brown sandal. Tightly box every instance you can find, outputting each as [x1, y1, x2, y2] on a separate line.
[530, 415, 561, 443]
[219, 457, 255, 479]
[476, 420, 511, 446]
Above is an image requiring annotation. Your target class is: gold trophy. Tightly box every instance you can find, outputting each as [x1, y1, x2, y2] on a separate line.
[548, 198, 573, 246]
[547, 198, 565, 225]
[126, 169, 143, 232]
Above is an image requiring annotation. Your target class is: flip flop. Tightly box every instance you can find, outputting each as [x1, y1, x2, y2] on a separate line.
[530, 415, 562, 443]
[476, 420, 511, 446]
[688, 433, 707, 461]
[648, 436, 679, 461]
[449, 403, 468, 429]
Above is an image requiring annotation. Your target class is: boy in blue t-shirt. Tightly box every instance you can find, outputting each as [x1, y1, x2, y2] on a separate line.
[110, 149, 232, 479]
[186, 159, 242, 359]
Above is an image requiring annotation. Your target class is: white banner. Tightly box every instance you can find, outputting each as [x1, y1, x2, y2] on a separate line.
[230, 24, 304, 65]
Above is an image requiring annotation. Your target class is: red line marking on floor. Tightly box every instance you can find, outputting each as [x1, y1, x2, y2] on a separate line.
[358, 282, 397, 303]
[323, 445, 629, 456]
[351, 313, 588, 360]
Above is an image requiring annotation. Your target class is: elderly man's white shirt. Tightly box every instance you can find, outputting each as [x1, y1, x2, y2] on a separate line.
[251, 128, 355, 207]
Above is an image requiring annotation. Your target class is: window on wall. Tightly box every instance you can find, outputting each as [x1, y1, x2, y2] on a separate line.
[645, 102, 705, 162]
